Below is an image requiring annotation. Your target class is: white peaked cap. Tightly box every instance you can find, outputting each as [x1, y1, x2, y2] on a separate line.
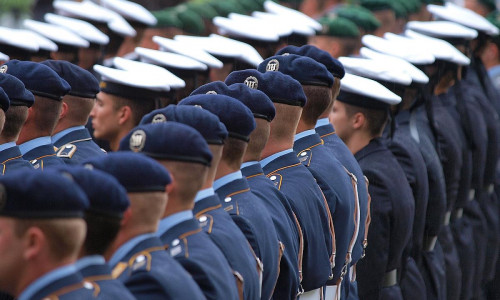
[24, 19, 89, 48]
[264, 0, 321, 31]
[174, 34, 264, 67]
[101, 0, 157, 26]
[360, 47, 429, 84]
[406, 21, 478, 40]
[45, 13, 109, 45]
[53, 0, 136, 37]
[339, 56, 412, 86]
[213, 16, 281, 42]
[152, 36, 223, 69]
[94, 64, 170, 92]
[0, 27, 40, 52]
[362, 34, 435, 65]
[252, 11, 316, 36]
[16, 29, 58, 52]
[427, 3, 499, 35]
[112, 57, 185, 89]
[339, 73, 402, 106]
[404, 30, 470, 65]
[135, 47, 207, 72]
[0, 52, 8, 61]
[228, 13, 293, 37]
[384, 32, 454, 62]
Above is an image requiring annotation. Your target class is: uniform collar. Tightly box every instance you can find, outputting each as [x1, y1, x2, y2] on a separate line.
[74, 255, 106, 272]
[260, 149, 293, 168]
[157, 210, 193, 238]
[195, 187, 215, 203]
[0, 142, 17, 152]
[52, 126, 86, 144]
[19, 136, 52, 155]
[108, 233, 156, 268]
[294, 129, 316, 142]
[315, 118, 330, 128]
[18, 264, 78, 300]
[241, 161, 259, 169]
[213, 170, 243, 191]
[488, 64, 500, 78]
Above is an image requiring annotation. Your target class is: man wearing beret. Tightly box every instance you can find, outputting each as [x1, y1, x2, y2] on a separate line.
[1, 60, 69, 170]
[0, 73, 35, 174]
[41, 60, 106, 164]
[119, 122, 239, 300]
[140, 104, 261, 300]
[182, 91, 281, 300]
[0, 169, 93, 299]
[84, 152, 205, 300]
[226, 69, 334, 298]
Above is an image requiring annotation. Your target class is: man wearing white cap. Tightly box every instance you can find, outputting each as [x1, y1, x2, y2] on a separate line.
[331, 73, 414, 300]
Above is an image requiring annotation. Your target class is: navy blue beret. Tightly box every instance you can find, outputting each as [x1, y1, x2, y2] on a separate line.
[1, 60, 71, 101]
[0, 88, 9, 112]
[191, 82, 276, 122]
[225, 69, 307, 107]
[0, 73, 34, 107]
[54, 166, 129, 218]
[140, 104, 228, 145]
[0, 169, 89, 219]
[41, 60, 100, 98]
[83, 152, 172, 193]
[179, 94, 256, 142]
[257, 54, 334, 87]
[118, 122, 213, 166]
[276, 45, 345, 79]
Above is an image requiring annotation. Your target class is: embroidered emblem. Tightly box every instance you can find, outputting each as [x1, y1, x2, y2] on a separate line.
[129, 130, 146, 152]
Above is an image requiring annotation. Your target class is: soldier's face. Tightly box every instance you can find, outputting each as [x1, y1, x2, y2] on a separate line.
[0, 218, 24, 294]
[90, 92, 122, 141]
[330, 101, 353, 142]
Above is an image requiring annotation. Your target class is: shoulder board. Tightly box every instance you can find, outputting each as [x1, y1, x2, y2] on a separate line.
[267, 173, 283, 190]
[30, 159, 41, 170]
[297, 149, 312, 166]
[57, 144, 77, 158]
[197, 214, 214, 234]
[167, 238, 186, 258]
[111, 262, 128, 279]
[128, 251, 153, 273]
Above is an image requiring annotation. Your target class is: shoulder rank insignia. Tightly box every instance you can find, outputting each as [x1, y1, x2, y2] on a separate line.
[56, 144, 77, 158]
[297, 149, 312, 166]
[198, 214, 214, 233]
[267, 174, 283, 190]
[30, 159, 41, 170]
[169, 238, 184, 257]
[128, 252, 153, 273]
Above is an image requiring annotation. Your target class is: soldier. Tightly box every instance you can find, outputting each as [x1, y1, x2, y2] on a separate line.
[84, 152, 205, 300]
[0, 74, 34, 173]
[0, 169, 92, 299]
[53, 166, 135, 300]
[140, 104, 261, 300]
[184, 88, 282, 300]
[90, 64, 169, 151]
[3, 60, 69, 169]
[119, 122, 239, 300]
[331, 73, 414, 300]
[41, 60, 105, 163]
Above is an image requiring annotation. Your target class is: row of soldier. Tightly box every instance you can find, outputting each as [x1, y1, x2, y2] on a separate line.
[0, 1, 499, 300]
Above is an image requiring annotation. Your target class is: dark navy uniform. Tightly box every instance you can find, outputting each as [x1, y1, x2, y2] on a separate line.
[193, 187, 261, 300]
[293, 130, 355, 295]
[158, 211, 239, 300]
[19, 137, 66, 170]
[110, 233, 205, 300]
[0, 143, 33, 174]
[355, 138, 414, 300]
[75, 255, 136, 300]
[52, 126, 106, 164]
[241, 161, 301, 300]
[261, 149, 334, 294]
[315, 119, 370, 300]
[214, 171, 280, 300]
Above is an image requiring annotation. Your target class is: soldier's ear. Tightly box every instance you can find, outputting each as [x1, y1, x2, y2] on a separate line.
[352, 112, 365, 130]
[117, 105, 133, 126]
[59, 102, 69, 121]
[120, 207, 133, 227]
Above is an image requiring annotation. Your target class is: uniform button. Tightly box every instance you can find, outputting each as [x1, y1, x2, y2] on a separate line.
[83, 282, 93, 290]
[301, 152, 307, 156]
[270, 176, 277, 181]
[199, 216, 207, 222]
[172, 239, 180, 246]
[135, 255, 146, 263]
[224, 197, 232, 202]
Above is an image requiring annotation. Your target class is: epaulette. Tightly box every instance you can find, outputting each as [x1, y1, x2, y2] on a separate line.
[197, 214, 214, 234]
[267, 173, 283, 190]
[167, 238, 186, 258]
[297, 149, 312, 166]
[56, 143, 77, 158]
[128, 251, 154, 273]
[30, 159, 41, 170]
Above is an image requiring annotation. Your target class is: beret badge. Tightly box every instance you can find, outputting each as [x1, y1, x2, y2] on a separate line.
[266, 59, 280, 72]
[244, 76, 258, 89]
[206, 91, 217, 95]
[152, 114, 167, 123]
[129, 130, 147, 152]
[0, 66, 7, 74]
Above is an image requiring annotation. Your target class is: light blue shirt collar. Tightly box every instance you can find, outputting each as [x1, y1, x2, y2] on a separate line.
[18, 136, 52, 155]
[52, 126, 85, 144]
[0, 142, 17, 152]
[157, 210, 193, 238]
[74, 255, 106, 272]
[108, 233, 156, 268]
[315, 118, 330, 128]
[195, 187, 215, 203]
[213, 170, 243, 191]
[294, 129, 316, 142]
[18, 264, 78, 300]
[241, 161, 259, 169]
[260, 149, 293, 168]
[488, 64, 500, 78]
